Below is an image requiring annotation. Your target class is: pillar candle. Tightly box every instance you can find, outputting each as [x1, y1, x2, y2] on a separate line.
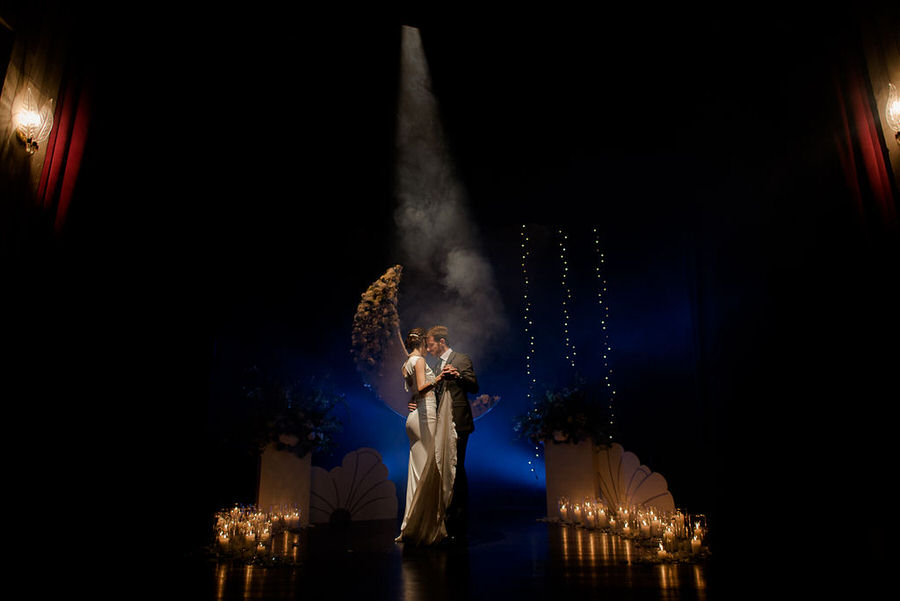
[657, 542, 667, 559]
[664, 527, 674, 548]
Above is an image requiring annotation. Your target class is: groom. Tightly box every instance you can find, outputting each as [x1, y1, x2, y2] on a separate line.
[426, 325, 478, 544]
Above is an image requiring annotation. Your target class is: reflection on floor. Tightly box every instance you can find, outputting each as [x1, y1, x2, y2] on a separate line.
[182, 507, 710, 601]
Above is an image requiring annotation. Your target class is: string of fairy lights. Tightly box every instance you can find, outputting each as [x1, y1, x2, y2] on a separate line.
[558, 228, 577, 368]
[519, 224, 618, 479]
[593, 227, 616, 440]
[520, 225, 541, 478]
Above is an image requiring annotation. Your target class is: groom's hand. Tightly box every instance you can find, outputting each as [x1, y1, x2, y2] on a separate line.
[408, 400, 418, 412]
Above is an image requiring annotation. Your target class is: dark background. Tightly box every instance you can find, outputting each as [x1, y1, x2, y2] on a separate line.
[6, 4, 897, 593]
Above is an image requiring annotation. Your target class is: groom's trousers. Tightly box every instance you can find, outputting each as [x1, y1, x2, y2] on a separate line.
[447, 431, 469, 538]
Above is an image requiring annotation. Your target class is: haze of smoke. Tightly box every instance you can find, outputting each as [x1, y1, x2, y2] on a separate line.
[393, 26, 508, 360]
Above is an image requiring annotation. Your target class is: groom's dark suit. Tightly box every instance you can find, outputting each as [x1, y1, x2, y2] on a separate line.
[436, 350, 478, 540]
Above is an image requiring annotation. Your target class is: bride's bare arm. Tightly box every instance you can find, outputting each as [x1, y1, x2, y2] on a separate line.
[415, 357, 442, 394]
[397, 329, 409, 357]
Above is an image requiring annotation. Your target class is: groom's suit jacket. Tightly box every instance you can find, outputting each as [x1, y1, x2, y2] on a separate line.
[439, 351, 479, 435]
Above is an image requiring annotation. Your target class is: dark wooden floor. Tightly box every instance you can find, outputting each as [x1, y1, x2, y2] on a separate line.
[174, 507, 712, 600]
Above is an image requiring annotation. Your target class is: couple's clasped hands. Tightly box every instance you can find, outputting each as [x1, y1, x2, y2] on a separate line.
[440, 364, 460, 381]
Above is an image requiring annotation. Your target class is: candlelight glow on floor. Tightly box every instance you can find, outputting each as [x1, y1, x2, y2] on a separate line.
[201, 505, 710, 601]
[552, 496, 709, 564]
[213, 504, 304, 565]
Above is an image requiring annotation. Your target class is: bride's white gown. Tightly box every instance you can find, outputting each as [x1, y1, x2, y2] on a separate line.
[396, 355, 457, 545]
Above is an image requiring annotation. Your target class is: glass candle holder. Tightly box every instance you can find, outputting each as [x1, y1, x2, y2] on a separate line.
[558, 496, 570, 522]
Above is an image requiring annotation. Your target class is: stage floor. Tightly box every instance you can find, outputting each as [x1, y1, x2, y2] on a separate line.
[176, 506, 711, 600]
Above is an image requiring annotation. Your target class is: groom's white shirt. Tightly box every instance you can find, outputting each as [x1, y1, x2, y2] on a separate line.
[437, 348, 453, 372]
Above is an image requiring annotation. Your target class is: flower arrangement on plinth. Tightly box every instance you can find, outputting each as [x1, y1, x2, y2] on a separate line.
[243, 368, 346, 459]
[513, 382, 611, 446]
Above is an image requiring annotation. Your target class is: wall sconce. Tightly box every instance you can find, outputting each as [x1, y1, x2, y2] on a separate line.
[887, 83, 900, 146]
[11, 85, 54, 154]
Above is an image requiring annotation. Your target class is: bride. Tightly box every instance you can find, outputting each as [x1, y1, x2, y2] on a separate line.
[395, 327, 457, 545]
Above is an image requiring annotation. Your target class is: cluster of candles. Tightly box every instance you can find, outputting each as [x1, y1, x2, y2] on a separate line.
[214, 504, 302, 560]
[557, 497, 708, 561]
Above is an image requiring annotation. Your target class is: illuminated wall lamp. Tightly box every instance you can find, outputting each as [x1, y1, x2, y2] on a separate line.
[11, 85, 54, 154]
[887, 83, 900, 146]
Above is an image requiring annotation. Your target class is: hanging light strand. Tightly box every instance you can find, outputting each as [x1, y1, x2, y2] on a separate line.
[521, 224, 541, 478]
[558, 228, 577, 368]
[594, 227, 616, 440]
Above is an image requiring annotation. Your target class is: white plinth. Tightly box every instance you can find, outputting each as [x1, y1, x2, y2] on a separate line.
[543, 439, 600, 519]
[257, 442, 311, 528]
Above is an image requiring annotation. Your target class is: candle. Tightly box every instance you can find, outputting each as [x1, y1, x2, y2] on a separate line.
[286, 510, 300, 529]
[663, 526, 674, 550]
[693, 522, 705, 542]
[621, 521, 631, 536]
[558, 497, 569, 522]
[640, 520, 650, 538]
[691, 536, 702, 554]
[596, 508, 608, 528]
[657, 542, 668, 560]
[573, 504, 583, 524]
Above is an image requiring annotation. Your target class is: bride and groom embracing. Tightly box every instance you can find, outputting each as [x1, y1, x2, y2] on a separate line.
[395, 325, 478, 546]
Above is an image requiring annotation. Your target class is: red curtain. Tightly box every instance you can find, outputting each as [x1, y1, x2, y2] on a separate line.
[36, 63, 93, 235]
[833, 64, 899, 236]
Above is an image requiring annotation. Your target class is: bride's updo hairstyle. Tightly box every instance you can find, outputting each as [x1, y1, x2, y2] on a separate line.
[404, 327, 427, 353]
